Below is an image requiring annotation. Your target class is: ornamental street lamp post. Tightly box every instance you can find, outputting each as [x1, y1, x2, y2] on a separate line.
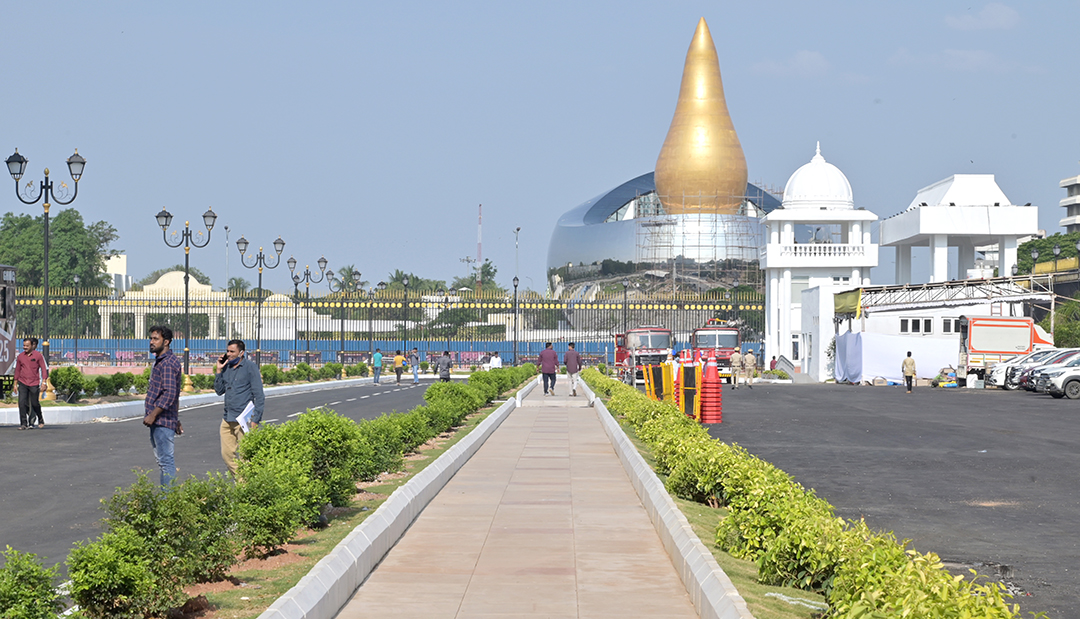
[622, 279, 629, 334]
[402, 277, 410, 353]
[328, 270, 362, 364]
[5, 149, 86, 364]
[513, 277, 519, 366]
[157, 207, 217, 374]
[73, 275, 80, 364]
[291, 274, 301, 360]
[287, 256, 327, 362]
[236, 235, 286, 365]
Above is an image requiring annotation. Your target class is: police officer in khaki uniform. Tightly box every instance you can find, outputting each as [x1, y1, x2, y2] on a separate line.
[729, 349, 743, 389]
[743, 350, 756, 389]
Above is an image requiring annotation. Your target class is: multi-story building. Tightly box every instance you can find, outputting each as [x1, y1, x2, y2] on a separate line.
[1060, 170, 1080, 233]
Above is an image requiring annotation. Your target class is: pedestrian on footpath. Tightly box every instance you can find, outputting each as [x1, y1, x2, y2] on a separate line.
[393, 350, 405, 384]
[408, 347, 420, 384]
[144, 326, 183, 487]
[213, 339, 264, 475]
[743, 350, 756, 389]
[15, 337, 48, 430]
[770, 356, 777, 371]
[564, 343, 582, 396]
[372, 348, 383, 384]
[436, 350, 453, 382]
[489, 351, 502, 369]
[729, 349, 743, 389]
[539, 342, 558, 395]
[902, 351, 917, 394]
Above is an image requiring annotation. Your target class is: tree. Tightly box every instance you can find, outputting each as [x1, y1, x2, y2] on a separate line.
[450, 259, 504, 294]
[137, 265, 211, 287]
[384, 269, 445, 292]
[332, 264, 368, 291]
[0, 208, 118, 287]
[228, 277, 251, 293]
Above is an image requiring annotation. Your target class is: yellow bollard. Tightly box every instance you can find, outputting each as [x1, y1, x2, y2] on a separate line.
[42, 376, 56, 401]
[182, 374, 195, 393]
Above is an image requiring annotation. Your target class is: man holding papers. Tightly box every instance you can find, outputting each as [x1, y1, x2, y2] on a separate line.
[214, 339, 265, 475]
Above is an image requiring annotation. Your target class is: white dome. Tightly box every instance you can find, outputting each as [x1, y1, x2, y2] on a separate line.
[782, 143, 854, 210]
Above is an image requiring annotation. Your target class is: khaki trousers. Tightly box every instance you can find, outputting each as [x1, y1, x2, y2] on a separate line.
[220, 419, 258, 475]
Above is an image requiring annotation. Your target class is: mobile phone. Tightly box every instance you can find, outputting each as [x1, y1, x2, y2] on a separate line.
[220, 353, 228, 364]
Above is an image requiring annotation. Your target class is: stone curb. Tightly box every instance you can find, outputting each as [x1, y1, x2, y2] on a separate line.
[584, 382, 756, 619]
[257, 379, 537, 619]
[0, 376, 452, 426]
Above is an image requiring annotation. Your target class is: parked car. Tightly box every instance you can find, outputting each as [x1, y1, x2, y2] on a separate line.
[1034, 354, 1080, 393]
[1045, 365, 1080, 399]
[1005, 349, 1073, 390]
[989, 350, 1055, 389]
[1019, 350, 1080, 391]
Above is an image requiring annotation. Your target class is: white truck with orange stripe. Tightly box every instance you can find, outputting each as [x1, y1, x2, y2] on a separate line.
[958, 315, 1054, 380]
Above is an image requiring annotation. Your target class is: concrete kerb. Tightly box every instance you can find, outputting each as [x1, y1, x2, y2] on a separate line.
[583, 381, 755, 619]
[257, 378, 536, 619]
[0, 376, 381, 426]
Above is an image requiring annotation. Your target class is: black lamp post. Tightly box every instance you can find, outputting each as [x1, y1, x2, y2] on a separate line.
[73, 274, 80, 364]
[1054, 244, 1061, 272]
[1011, 263, 1019, 277]
[287, 256, 327, 362]
[513, 276, 519, 366]
[328, 270, 362, 364]
[402, 277, 410, 353]
[291, 273, 301, 361]
[5, 149, 85, 363]
[622, 279, 629, 334]
[157, 207, 217, 374]
[236, 235, 285, 365]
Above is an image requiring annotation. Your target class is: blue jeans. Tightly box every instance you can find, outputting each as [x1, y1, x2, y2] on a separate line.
[543, 373, 557, 393]
[149, 425, 176, 487]
[412, 364, 419, 383]
[373, 366, 382, 383]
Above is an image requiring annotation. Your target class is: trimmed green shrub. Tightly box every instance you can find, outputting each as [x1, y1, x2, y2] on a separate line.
[49, 366, 85, 401]
[345, 362, 368, 377]
[112, 372, 136, 394]
[0, 546, 62, 619]
[93, 374, 119, 397]
[261, 364, 284, 385]
[356, 414, 406, 475]
[102, 472, 239, 584]
[67, 523, 182, 619]
[239, 408, 374, 507]
[234, 452, 322, 558]
[189, 373, 214, 390]
[294, 362, 313, 381]
[419, 361, 429, 374]
[323, 362, 344, 379]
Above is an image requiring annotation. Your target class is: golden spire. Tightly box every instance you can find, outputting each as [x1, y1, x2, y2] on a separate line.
[654, 17, 747, 215]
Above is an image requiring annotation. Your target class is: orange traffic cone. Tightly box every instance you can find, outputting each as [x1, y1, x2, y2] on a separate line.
[699, 356, 723, 424]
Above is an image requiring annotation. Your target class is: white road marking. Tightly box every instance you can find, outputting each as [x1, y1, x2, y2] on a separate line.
[287, 411, 303, 417]
[346, 398, 356, 402]
[329, 401, 341, 406]
[263, 419, 279, 424]
[360, 395, 370, 399]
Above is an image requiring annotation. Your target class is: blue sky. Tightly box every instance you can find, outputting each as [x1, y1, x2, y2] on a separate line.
[1, 1, 1075, 292]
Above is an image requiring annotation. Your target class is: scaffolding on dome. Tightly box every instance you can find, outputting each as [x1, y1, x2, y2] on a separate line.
[634, 190, 765, 293]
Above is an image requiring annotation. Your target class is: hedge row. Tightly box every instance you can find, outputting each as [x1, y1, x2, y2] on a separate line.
[1, 365, 537, 619]
[581, 368, 1034, 619]
[47, 361, 373, 403]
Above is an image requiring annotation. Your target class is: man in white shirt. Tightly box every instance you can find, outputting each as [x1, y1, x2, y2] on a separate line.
[489, 351, 503, 368]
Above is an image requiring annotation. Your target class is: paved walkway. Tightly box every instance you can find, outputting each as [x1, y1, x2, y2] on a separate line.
[338, 385, 699, 618]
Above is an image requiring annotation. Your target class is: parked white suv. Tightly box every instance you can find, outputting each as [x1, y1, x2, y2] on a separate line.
[1045, 366, 1080, 399]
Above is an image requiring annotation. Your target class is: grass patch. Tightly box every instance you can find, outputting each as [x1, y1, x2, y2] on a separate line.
[198, 386, 517, 619]
[608, 410, 828, 619]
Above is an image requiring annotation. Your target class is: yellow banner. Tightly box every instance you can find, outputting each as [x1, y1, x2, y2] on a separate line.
[834, 289, 862, 318]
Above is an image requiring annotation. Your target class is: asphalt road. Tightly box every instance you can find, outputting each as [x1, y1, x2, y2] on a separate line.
[0, 379, 429, 572]
[707, 383, 1080, 619]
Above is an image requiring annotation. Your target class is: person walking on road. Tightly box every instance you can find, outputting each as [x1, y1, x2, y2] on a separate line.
[408, 347, 420, 384]
[729, 349, 743, 389]
[770, 356, 777, 371]
[743, 350, 756, 390]
[539, 342, 558, 395]
[15, 338, 48, 430]
[214, 339, 264, 475]
[564, 343, 582, 397]
[902, 351, 917, 394]
[372, 348, 383, 384]
[436, 351, 453, 382]
[144, 326, 183, 487]
[393, 350, 405, 384]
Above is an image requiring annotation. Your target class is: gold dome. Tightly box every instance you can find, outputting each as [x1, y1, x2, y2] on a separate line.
[654, 17, 747, 215]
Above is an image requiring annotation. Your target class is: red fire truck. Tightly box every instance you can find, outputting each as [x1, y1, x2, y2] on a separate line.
[691, 319, 741, 384]
[615, 325, 673, 385]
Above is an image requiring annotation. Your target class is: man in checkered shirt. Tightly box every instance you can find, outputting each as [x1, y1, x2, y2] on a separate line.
[144, 325, 183, 486]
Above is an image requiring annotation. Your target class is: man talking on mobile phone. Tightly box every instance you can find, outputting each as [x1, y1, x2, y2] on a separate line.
[214, 339, 265, 475]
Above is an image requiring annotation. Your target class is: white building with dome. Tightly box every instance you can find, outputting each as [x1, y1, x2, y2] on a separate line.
[760, 143, 878, 372]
